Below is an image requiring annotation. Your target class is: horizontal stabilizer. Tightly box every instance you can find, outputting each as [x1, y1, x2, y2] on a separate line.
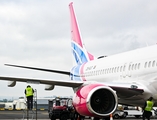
[5, 64, 70, 75]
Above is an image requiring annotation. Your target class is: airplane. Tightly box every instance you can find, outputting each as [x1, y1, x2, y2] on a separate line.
[0, 2, 157, 119]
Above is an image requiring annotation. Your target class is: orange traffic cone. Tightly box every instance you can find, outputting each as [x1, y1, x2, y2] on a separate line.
[110, 114, 113, 120]
[77, 115, 80, 120]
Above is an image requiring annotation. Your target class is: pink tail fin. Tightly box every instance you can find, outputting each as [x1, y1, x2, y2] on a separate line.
[69, 2, 94, 64]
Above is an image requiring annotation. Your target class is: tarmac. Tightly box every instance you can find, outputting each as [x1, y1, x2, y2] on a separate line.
[0, 110, 49, 120]
[1, 118, 157, 120]
[0, 110, 157, 120]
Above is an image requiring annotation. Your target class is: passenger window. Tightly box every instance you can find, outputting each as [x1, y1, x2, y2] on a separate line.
[120, 66, 123, 72]
[117, 67, 119, 72]
[132, 64, 134, 70]
[148, 61, 151, 67]
[152, 61, 155, 67]
[138, 63, 140, 69]
[129, 65, 131, 71]
[110, 68, 112, 73]
[114, 67, 117, 73]
[112, 68, 114, 73]
[135, 64, 137, 70]
[144, 62, 147, 68]
[123, 65, 126, 71]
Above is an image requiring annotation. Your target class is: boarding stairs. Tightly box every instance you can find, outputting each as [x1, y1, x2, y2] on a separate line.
[22, 89, 37, 120]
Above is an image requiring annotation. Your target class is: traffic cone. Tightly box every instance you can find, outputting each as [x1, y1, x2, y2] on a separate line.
[77, 116, 80, 120]
[110, 114, 113, 120]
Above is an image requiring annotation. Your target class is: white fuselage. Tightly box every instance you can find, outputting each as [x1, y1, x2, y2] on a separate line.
[81, 45, 157, 106]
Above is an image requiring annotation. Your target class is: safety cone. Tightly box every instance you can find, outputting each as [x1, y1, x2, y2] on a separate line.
[77, 115, 80, 120]
[110, 114, 113, 120]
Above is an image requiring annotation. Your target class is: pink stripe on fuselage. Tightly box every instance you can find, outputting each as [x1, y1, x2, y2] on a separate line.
[80, 63, 86, 81]
[69, 2, 83, 47]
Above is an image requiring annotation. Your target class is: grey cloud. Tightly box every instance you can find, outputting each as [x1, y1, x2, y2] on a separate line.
[0, 0, 157, 98]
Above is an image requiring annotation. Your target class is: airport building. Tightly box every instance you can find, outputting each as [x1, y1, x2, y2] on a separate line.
[0, 97, 53, 110]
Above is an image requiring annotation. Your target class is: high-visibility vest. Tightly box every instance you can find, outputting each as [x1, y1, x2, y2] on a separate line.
[26, 87, 33, 97]
[145, 101, 153, 111]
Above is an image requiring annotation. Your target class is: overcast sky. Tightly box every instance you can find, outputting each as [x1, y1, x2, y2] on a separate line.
[0, 0, 157, 99]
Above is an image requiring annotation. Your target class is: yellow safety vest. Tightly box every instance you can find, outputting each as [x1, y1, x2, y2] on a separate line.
[145, 101, 153, 111]
[26, 87, 33, 97]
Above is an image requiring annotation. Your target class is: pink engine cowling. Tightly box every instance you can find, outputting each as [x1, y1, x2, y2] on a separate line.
[73, 84, 118, 117]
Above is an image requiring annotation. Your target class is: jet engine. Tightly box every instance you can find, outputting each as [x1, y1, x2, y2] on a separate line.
[73, 84, 118, 117]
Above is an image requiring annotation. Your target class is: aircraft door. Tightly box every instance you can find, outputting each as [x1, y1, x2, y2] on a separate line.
[121, 63, 131, 78]
[127, 63, 132, 77]
[121, 63, 127, 78]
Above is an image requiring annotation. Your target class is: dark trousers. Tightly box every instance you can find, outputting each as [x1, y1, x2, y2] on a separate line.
[27, 96, 33, 109]
[143, 110, 152, 120]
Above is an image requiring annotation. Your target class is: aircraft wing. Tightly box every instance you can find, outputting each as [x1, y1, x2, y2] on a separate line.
[0, 75, 144, 92]
[0, 75, 144, 100]
[0, 76, 83, 87]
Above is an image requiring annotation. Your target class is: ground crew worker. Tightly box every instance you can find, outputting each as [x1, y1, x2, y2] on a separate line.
[142, 97, 154, 120]
[25, 85, 34, 110]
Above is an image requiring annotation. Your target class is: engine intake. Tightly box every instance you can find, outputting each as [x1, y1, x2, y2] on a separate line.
[87, 86, 117, 116]
[73, 84, 118, 117]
